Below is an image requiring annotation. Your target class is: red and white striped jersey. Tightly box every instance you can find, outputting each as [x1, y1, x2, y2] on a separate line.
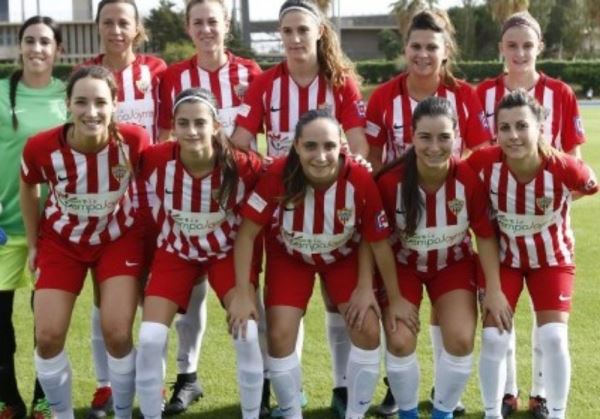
[366, 73, 491, 164]
[476, 73, 585, 153]
[140, 142, 262, 262]
[157, 52, 262, 139]
[235, 62, 366, 157]
[21, 123, 150, 245]
[83, 54, 166, 141]
[467, 146, 598, 269]
[377, 157, 494, 273]
[241, 156, 390, 266]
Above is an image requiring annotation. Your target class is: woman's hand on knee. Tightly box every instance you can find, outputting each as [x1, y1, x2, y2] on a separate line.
[481, 288, 513, 331]
[226, 287, 257, 339]
[387, 296, 420, 336]
[344, 286, 381, 331]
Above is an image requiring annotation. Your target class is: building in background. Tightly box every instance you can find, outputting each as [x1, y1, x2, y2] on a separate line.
[0, 0, 8, 22]
[72, 0, 93, 21]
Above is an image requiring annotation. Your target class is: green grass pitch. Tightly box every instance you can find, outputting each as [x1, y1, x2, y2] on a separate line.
[12, 107, 600, 418]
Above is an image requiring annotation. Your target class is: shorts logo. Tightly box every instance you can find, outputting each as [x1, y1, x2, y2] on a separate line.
[111, 164, 129, 182]
[558, 294, 571, 302]
[447, 198, 464, 215]
[574, 116, 584, 135]
[535, 196, 553, 211]
[336, 208, 353, 225]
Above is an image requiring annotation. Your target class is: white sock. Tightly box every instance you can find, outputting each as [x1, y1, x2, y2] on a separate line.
[480, 328, 512, 418]
[434, 349, 473, 413]
[256, 291, 269, 379]
[295, 318, 304, 362]
[530, 320, 546, 398]
[430, 325, 443, 373]
[385, 351, 420, 411]
[175, 281, 208, 374]
[107, 349, 136, 419]
[35, 350, 74, 419]
[503, 325, 518, 396]
[345, 345, 379, 418]
[91, 306, 110, 387]
[268, 353, 302, 418]
[326, 312, 351, 388]
[136, 322, 169, 419]
[538, 323, 570, 419]
[233, 320, 263, 419]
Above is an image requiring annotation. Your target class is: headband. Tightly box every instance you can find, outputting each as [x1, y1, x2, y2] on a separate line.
[501, 16, 541, 40]
[173, 96, 218, 117]
[279, 5, 321, 24]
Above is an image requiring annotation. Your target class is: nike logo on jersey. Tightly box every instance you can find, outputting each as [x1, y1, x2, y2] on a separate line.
[558, 294, 571, 302]
[58, 175, 68, 181]
[165, 189, 174, 194]
[270, 106, 281, 112]
[393, 123, 403, 130]
[490, 189, 498, 195]
[396, 209, 406, 214]
[125, 260, 139, 267]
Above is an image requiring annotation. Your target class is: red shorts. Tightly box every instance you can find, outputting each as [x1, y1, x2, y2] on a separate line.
[481, 265, 575, 312]
[35, 226, 144, 294]
[265, 246, 358, 310]
[145, 248, 258, 313]
[378, 258, 477, 307]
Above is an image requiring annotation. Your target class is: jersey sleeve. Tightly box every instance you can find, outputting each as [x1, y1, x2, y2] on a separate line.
[20, 137, 46, 184]
[240, 169, 279, 225]
[337, 78, 366, 131]
[358, 170, 390, 242]
[462, 84, 493, 149]
[560, 85, 586, 152]
[234, 73, 267, 135]
[376, 170, 399, 232]
[365, 85, 387, 147]
[237, 151, 264, 191]
[562, 156, 598, 195]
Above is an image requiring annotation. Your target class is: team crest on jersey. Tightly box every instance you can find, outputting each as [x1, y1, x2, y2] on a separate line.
[135, 73, 151, 93]
[336, 208, 353, 225]
[111, 164, 129, 182]
[478, 111, 490, 131]
[447, 198, 464, 215]
[535, 196, 553, 211]
[234, 83, 248, 100]
[318, 102, 333, 115]
[584, 175, 598, 191]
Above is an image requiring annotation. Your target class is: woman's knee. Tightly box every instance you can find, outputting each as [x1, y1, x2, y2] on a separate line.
[443, 330, 474, 356]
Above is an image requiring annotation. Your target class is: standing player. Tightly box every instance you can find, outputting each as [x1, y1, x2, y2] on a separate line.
[0, 16, 66, 419]
[231, 1, 369, 415]
[232, 109, 406, 419]
[20, 66, 150, 419]
[469, 89, 598, 419]
[476, 12, 586, 418]
[376, 97, 511, 419]
[135, 88, 264, 419]
[82, 2, 166, 417]
[365, 9, 492, 415]
[155, 0, 262, 414]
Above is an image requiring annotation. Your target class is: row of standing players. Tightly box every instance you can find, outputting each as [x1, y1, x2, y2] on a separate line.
[0, 1, 597, 419]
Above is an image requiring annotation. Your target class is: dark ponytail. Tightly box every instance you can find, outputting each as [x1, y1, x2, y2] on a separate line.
[9, 69, 23, 130]
[281, 108, 342, 207]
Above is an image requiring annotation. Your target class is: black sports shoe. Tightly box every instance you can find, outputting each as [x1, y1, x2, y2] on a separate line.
[330, 387, 347, 419]
[164, 374, 203, 416]
[430, 387, 466, 417]
[528, 395, 549, 419]
[374, 377, 399, 417]
[259, 379, 270, 418]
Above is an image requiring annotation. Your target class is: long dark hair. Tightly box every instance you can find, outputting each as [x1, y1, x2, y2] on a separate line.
[10, 16, 62, 130]
[66, 66, 132, 172]
[172, 87, 241, 209]
[377, 97, 457, 236]
[281, 108, 342, 207]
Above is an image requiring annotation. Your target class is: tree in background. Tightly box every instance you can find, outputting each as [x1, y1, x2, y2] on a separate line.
[544, 0, 585, 58]
[377, 29, 403, 60]
[390, 0, 439, 35]
[486, 0, 529, 24]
